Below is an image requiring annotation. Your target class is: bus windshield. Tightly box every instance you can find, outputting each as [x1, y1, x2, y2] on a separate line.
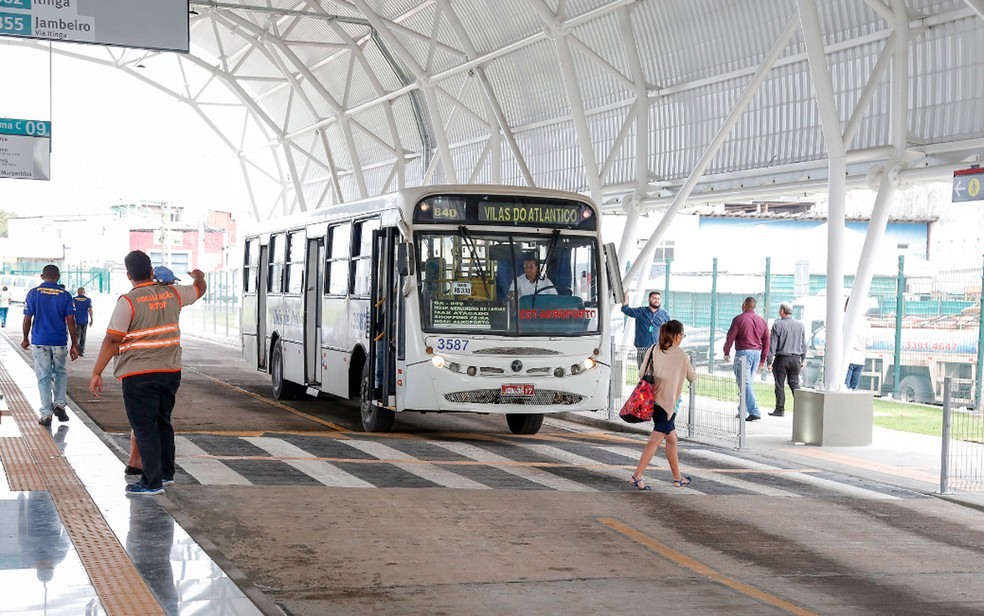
[417, 231, 600, 335]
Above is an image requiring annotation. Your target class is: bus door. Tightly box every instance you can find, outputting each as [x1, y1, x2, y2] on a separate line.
[367, 227, 398, 406]
[305, 237, 325, 385]
[257, 243, 270, 370]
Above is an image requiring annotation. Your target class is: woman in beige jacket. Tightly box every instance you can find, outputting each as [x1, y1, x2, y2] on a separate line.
[630, 320, 696, 490]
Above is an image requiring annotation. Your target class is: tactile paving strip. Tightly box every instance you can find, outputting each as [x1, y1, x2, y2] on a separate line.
[0, 362, 165, 616]
[0, 436, 45, 490]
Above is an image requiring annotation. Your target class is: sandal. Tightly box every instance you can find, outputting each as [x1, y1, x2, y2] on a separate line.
[630, 475, 652, 490]
[672, 476, 692, 487]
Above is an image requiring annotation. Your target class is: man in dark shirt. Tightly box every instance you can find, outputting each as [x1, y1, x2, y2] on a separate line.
[723, 296, 769, 421]
[621, 290, 670, 368]
[766, 302, 806, 417]
[22, 265, 79, 426]
[73, 287, 93, 357]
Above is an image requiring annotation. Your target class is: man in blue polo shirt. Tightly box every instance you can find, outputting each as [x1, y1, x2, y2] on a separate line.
[621, 290, 670, 368]
[73, 287, 93, 357]
[22, 264, 79, 426]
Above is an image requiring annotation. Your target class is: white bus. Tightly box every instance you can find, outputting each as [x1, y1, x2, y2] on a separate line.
[241, 185, 624, 434]
[0, 274, 38, 304]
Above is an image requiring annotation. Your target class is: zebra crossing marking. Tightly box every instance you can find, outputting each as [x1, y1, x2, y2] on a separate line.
[175, 436, 252, 485]
[429, 440, 595, 492]
[171, 433, 918, 499]
[510, 441, 703, 494]
[243, 437, 374, 488]
[689, 449, 900, 500]
[338, 439, 490, 489]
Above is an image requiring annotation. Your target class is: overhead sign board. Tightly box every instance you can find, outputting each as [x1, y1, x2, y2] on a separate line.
[0, 0, 189, 53]
[0, 117, 51, 181]
[953, 167, 984, 203]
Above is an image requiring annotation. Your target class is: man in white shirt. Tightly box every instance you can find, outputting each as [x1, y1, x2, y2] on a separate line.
[845, 297, 872, 389]
[509, 256, 557, 299]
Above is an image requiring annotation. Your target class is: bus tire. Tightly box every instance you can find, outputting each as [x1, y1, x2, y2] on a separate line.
[898, 376, 933, 404]
[271, 339, 303, 400]
[506, 413, 544, 435]
[360, 363, 395, 433]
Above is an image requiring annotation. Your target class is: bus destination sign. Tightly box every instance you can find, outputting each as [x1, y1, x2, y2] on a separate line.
[478, 203, 585, 226]
[414, 195, 597, 229]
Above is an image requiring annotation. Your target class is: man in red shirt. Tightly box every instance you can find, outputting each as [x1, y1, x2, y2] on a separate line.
[723, 297, 769, 421]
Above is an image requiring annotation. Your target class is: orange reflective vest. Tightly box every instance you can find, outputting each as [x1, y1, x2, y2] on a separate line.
[112, 282, 187, 379]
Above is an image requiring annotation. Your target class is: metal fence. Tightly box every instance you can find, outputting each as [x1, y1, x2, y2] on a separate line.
[643, 255, 984, 411]
[180, 270, 240, 345]
[609, 343, 742, 449]
[942, 378, 984, 493]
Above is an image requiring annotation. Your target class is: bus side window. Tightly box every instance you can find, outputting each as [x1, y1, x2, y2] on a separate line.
[352, 218, 380, 297]
[286, 231, 305, 294]
[244, 238, 258, 293]
[326, 223, 351, 296]
[269, 234, 286, 293]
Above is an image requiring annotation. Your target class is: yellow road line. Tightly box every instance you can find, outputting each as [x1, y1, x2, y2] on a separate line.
[185, 367, 350, 434]
[598, 517, 821, 616]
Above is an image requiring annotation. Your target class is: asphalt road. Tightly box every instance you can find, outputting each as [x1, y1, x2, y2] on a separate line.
[19, 328, 984, 616]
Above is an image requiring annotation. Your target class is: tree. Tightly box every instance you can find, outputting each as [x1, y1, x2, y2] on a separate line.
[0, 210, 11, 238]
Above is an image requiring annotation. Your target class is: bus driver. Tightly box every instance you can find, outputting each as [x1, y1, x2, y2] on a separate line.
[509, 256, 558, 299]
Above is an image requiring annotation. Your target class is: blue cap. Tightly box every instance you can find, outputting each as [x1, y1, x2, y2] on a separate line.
[154, 266, 181, 283]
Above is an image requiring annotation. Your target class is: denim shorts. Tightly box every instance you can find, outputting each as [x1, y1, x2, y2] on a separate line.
[652, 404, 676, 434]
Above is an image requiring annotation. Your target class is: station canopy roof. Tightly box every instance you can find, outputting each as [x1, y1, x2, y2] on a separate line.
[12, 0, 984, 221]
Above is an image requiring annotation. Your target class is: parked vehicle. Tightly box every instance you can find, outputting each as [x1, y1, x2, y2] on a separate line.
[0, 275, 37, 304]
[811, 320, 980, 407]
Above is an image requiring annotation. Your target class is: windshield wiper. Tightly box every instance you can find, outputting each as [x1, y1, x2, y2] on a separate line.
[457, 226, 493, 304]
[540, 229, 561, 282]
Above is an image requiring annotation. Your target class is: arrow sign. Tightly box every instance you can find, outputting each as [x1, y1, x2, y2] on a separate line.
[953, 167, 984, 202]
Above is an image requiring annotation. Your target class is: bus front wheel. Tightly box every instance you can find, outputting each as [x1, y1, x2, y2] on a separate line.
[360, 364, 395, 432]
[506, 413, 544, 435]
[271, 339, 303, 400]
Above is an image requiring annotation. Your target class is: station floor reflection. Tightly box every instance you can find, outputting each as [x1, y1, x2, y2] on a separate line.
[0, 339, 262, 616]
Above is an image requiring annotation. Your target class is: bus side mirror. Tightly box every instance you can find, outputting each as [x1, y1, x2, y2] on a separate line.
[603, 242, 624, 303]
[398, 243, 414, 277]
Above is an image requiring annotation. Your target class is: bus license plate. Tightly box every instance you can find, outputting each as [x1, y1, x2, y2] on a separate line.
[502, 384, 535, 396]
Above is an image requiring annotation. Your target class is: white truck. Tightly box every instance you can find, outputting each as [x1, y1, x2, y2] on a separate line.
[810, 318, 980, 407]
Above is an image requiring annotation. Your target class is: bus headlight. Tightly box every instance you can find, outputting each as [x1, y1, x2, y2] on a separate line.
[431, 355, 446, 369]
[467, 366, 477, 376]
[554, 367, 565, 378]
[583, 357, 597, 371]
[448, 362, 460, 373]
[570, 363, 582, 375]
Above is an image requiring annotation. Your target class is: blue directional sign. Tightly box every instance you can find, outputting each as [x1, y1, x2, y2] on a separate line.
[0, 117, 51, 181]
[0, 0, 188, 53]
[0, 117, 51, 137]
[953, 167, 984, 203]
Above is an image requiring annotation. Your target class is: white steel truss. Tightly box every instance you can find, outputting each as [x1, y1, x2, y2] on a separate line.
[6, 0, 983, 230]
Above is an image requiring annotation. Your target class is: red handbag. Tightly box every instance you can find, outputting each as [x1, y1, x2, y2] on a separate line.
[619, 352, 655, 423]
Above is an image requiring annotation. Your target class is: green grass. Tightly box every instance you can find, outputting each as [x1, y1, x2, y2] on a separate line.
[624, 366, 982, 439]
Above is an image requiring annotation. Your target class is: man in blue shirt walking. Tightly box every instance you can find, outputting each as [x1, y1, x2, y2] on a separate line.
[73, 287, 93, 357]
[621, 290, 670, 368]
[22, 265, 79, 426]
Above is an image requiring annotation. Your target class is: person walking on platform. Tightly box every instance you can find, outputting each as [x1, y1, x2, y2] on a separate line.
[21, 265, 79, 426]
[844, 297, 871, 390]
[630, 320, 696, 490]
[621, 290, 670, 368]
[73, 287, 93, 357]
[89, 253, 206, 496]
[766, 302, 806, 417]
[0, 285, 11, 327]
[723, 296, 769, 421]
